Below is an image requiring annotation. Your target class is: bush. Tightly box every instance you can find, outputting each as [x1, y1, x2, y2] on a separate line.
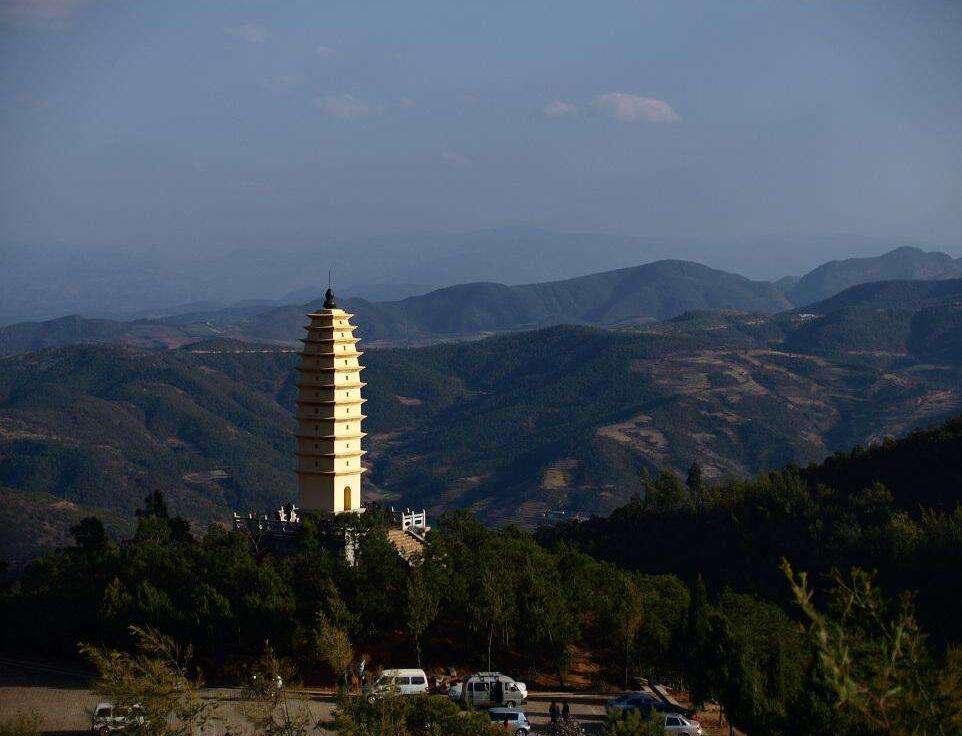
[603, 710, 665, 736]
[332, 694, 500, 736]
[0, 712, 41, 736]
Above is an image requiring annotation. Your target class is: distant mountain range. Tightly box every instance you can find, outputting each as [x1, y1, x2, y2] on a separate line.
[0, 228, 678, 324]
[3, 228, 958, 325]
[5, 246, 960, 356]
[235, 259, 791, 346]
[2, 273, 961, 564]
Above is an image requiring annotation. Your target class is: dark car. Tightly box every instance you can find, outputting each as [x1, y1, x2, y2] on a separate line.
[606, 692, 660, 714]
[606, 692, 692, 718]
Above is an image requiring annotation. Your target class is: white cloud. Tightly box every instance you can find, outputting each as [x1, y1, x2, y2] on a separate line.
[316, 45, 337, 58]
[399, 97, 416, 109]
[315, 94, 370, 119]
[225, 22, 267, 44]
[543, 100, 577, 118]
[441, 150, 472, 167]
[595, 93, 679, 123]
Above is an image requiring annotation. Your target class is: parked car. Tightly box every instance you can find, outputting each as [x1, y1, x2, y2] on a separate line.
[664, 713, 704, 735]
[91, 703, 144, 734]
[364, 668, 429, 701]
[448, 672, 527, 708]
[605, 692, 661, 714]
[248, 672, 284, 699]
[606, 692, 691, 718]
[488, 707, 531, 736]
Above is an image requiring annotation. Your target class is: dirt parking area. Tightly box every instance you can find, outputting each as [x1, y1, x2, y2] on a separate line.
[0, 660, 730, 735]
[1, 686, 616, 735]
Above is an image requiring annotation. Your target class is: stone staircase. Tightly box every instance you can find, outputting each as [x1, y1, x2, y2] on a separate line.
[387, 527, 425, 563]
[386, 509, 429, 564]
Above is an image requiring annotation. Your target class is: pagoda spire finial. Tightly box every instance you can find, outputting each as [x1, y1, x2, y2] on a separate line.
[323, 288, 338, 309]
[323, 268, 338, 309]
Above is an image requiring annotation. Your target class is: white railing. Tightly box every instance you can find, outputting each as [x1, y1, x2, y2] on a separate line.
[401, 509, 428, 538]
[401, 509, 427, 531]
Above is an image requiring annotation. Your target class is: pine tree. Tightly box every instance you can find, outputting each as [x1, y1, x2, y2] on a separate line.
[683, 576, 715, 709]
[405, 567, 438, 669]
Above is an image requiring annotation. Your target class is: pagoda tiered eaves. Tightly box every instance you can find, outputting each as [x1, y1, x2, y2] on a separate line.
[294, 291, 366, 514]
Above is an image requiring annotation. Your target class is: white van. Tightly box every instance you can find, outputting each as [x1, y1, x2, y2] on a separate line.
[365, 668, 429, 700]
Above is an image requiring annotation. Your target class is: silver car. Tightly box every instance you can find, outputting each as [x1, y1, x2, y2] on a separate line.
[488, 707, 531, 736]
[91, 703, 144, 734]
[664, 713, 704, 735]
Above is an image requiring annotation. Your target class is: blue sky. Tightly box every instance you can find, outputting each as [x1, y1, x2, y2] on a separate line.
[2, 0, 961, 264]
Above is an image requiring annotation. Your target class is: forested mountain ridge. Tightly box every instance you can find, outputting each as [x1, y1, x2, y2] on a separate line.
[780, 278, 962, 361]
[537, 412, 962, 648]
[0, 258, 788, 355]
[0, 228, 675, 324]
[232, 259, 792, 345]
[362, 318, 962, 523]
[0, 314, 217, 357]
[799, 276, 962, 313]
[787, 246, 962, 306]
[801, 414, 962, 511]
[0, 344, 298, 553]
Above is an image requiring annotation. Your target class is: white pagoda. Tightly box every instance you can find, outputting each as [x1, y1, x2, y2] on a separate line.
[294, 288, 366, 513]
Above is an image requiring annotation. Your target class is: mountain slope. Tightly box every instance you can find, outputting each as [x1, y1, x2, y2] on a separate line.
[0, 228, 683, 324]
[0, 344, 298, 522]
[781, 279, 962, 361]
[800, 277, 962, 313]
[3, 300, 961, 545]
[0, 259, 792, 354]
[239, 259, 791, 345]
[788, 247, 962, 306]
[2, 273, 962, 563]
[802, 415, 962, 512]
[0, 315, 218, 357]
[363, 325, 962, 523]
[534, 411, 962, 647]
[12, 251, 962, 356]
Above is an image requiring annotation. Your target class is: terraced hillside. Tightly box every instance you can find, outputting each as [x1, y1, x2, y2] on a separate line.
[363, 327, 962, 525]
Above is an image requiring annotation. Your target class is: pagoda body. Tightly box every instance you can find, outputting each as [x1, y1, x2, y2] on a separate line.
[294, 289, 366, 513]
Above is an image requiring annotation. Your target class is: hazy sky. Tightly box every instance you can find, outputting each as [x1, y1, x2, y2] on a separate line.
[2, 0, 961, 259]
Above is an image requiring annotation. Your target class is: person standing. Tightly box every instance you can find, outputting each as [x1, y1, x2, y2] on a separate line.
[549, 700, 560, 725]
[562, 701, 571, 721]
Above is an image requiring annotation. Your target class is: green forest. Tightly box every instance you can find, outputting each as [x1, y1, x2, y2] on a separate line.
[3, 415, 962, 735]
